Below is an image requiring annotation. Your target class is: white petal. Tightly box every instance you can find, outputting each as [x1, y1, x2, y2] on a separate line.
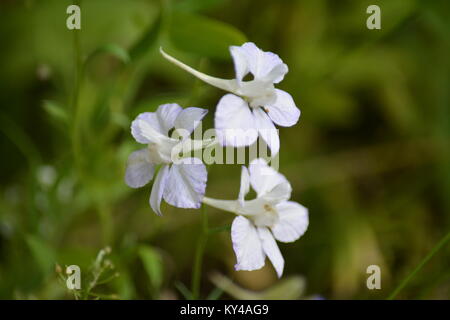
[238, 197, 269, 217]
[257, 227, 284, 278]
[266, 89, 300, 127]
[230, 42, 287, 83]
[238, 166, 250, 206]
[131, 113, 162, 144]
[132, 105, 181, 143]
[160, 48, 238, 93]
[249, 158, 291, 200]
[149, 165, 169, 215]
[253, 107, 280, 155]
[230, 45, 249, 82]
[264, 181, 292, 203]
[156, 103, 182, 134]
[202, 197, 241, 213]
[264, 63, 289, 84]
[174, 107, 208, 137]
[163, 158, 207, 209]
[202, 197, 241, 214]
[231, 216, 265, 272]
[214, 94, 258, 148]
[131, 116, 170, 145]
[272, 201, 309, 243]
[125, 148, 155, 188]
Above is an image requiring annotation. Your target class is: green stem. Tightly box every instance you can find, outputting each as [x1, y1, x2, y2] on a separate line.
[191, 204, 208, 300]
[71, 27, 83, 163]
[387, 230, 450, 300]
[70, 0, 85, 181]
[97, 203, 113, 245]
[208, 225, 231, 235]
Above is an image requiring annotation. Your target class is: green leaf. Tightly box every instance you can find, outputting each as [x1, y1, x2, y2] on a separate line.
[169, 11, 246, 60]
[174, 281, 193, 300]
[206, 286, 224, 300]
[26, 234, 56, 275]
[138, 246, 163, 295]
[210, 272, 306, 300]
[86, 44, 130, 65]
[129, 10, 163, 61]
[42, 100, 68, 123]
[174, 0, 226, 13]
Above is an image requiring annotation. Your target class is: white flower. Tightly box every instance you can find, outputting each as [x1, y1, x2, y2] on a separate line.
[160, 43, 301, 155]
[125, 103, 209, 215]
[202, 158, 308, 277]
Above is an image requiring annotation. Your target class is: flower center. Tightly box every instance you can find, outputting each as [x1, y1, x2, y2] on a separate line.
[252, 203, 279, 228]
[238, 80, 276, 108]
[147, 142, 173, 164]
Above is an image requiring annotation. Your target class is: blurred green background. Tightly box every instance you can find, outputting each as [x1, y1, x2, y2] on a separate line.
[0, 0, 449, 299]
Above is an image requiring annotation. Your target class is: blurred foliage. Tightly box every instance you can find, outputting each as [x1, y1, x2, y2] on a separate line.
[0, 0, 449, 300]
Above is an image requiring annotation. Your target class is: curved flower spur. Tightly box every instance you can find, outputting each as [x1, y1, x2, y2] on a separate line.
[125, 103, 209, 215]
[160, 43, 301, 155]
[202, 158, 309, 277]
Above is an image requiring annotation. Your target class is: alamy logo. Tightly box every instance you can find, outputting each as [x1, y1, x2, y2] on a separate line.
[66, 265, 81, 290]
[66, 5, 81, 30]
[366, 5, 381, 30]
[366, 265, 381, 290]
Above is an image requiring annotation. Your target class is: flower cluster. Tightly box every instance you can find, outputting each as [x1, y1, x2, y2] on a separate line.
[126, 104, 208, 215]
[125, 42, 308, 277]
[203, 159, 308, 277]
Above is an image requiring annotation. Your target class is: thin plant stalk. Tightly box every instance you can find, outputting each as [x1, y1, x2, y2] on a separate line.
[70, 0, 84, 176]
[191, 204, 208, 300]
[387, 230, 450, 299]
